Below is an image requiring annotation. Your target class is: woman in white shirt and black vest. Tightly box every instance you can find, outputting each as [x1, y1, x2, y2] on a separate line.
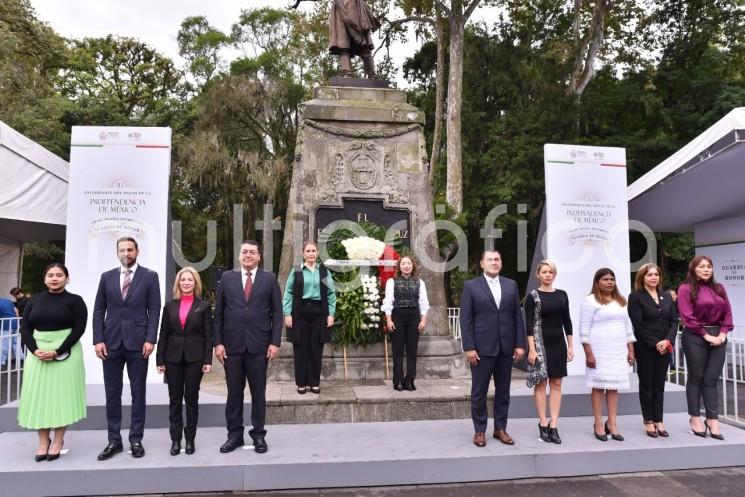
[382, 256, 430, 391]
[283, 241, 336, 394]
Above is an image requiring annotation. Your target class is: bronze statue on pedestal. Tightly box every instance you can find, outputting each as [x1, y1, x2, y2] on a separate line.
[291, 0, 380, 78]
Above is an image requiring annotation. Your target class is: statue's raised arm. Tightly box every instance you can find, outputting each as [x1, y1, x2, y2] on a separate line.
[290, 0, 380, 79]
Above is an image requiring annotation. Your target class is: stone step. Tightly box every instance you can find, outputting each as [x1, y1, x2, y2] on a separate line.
[0, 375, 687, 432]
[2, 413, 744, 497]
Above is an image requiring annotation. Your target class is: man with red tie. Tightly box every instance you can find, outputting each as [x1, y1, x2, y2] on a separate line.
[93, 237, 161, 460]
[213, 240, 282, 454]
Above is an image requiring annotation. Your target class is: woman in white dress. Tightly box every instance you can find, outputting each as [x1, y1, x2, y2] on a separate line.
[580, 268, 636, 442]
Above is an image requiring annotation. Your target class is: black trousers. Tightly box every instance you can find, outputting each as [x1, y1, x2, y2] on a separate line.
[634, 343, 669, 422]
[103, 347, 148, 444]
[682, 332, 727, 419]
[391, 307, 420, 385]
[224, 351, 268, 440]
[165, 360, 203, 441]
[293, 301, 325, 387]
[470, 354, 513, 433]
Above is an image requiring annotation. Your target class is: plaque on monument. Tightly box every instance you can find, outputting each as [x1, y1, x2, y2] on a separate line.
[315, 199, 410, 247]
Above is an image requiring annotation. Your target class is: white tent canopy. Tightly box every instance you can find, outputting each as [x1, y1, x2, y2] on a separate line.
[0, 121, 69, 295]
[628, 108, 745, 232]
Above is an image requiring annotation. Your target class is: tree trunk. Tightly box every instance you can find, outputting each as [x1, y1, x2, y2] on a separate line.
[446, 2, 464, 214]
[429, 11, 447, 185]
[567, 0, 611, 99]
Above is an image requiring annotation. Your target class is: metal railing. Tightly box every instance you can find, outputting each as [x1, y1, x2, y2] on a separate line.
[669, 325, 745, 428]
[0, 317, 24, 405]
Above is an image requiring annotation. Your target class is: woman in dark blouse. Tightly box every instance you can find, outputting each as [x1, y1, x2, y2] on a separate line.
[156, 267, 212, 455]
[628, 263, 678, 438]
[677, 255, 733, 440]
[18, 263, 87, 461]
[525, 260, 573, 444]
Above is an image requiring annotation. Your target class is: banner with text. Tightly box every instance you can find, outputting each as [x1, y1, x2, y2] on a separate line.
[696, 243, 745, 340]
[544, 144, 631, 375]
[66, 127, 171, 384]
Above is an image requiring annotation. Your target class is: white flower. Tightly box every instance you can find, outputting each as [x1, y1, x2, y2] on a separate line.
[361, 323, 368, 329]
[342, 237, 386, 260]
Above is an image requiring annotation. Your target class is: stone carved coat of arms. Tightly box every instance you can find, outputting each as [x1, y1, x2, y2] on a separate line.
[348, 141, 380, 190]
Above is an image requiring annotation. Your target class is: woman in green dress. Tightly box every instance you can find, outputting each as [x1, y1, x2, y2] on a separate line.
[18, 263, 87, 461]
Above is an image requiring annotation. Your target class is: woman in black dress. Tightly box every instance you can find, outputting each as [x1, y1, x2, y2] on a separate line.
[628, 263, 678, 438]
[526, 260, 574, 444]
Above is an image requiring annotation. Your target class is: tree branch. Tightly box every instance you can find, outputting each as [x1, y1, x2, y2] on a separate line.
[434, 0, 452, 18]
[464, 0, 482, 21]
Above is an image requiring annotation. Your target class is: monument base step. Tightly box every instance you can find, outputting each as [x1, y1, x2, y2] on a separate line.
[2, 413, 744, 497]
[268, 336, 469, 381]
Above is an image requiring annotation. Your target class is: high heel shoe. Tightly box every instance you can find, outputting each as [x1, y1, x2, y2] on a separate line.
[704, 420, 724, 440]
[605, 421, 624, 441]
[35, 441, 51, 462]
[47, 440, 64, 461]
[593, 424, 608, 441]
[689, 417, 707, 438]
[654, 423, 669, 438]
[644, 421, 658, 438]
[538, 423, 550, 443]
[548, 427, 562, 444]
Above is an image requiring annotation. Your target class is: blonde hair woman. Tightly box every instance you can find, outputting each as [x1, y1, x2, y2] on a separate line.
[156, 267, 213, 455]
[525, 260, 573, 444]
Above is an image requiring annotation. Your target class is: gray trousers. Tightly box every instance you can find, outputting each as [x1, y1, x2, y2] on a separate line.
[682, 331, 726, 419]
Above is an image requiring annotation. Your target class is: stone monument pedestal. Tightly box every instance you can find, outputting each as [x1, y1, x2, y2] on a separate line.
[279, 85, 467, 381]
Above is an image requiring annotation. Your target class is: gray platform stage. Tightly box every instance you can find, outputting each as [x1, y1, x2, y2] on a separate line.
[1, 413, 744, 497]
[0, 375, 688, 430]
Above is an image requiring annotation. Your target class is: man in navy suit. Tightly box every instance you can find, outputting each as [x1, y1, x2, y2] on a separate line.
[93, 237, 161, 460]
[460, 250, 525, 447]
[214, 240, 282, 454]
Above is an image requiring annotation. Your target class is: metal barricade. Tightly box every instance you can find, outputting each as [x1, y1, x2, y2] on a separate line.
[0, 317, 24, 405]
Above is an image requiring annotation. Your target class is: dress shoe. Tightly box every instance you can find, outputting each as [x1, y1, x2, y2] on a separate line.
[170, 440, 181, 456]
[310, 386, 320, 394]
[405, 378, 416, 391]
[689, 417, 707, 438]
[185, 439, 195, 454]
[538, 423, 550, 443]
[548, 427, 562, 444]
[605, 421, 624, 441]
[47, 440, 64, 461]
[394, 381, 404, 391]
[593, 424, 608, 441]
[220, 438, 244, 453]
[35, 441, 51, 462]
[654, 423, 669, 438]
[97, 442, 124, 461]
[473, 432, 486, 447]
[130, 442, 145, 458]
[297, 386, 307, 394]
[493, 429, 515, 445]
[253, 437, 268, 453]
[705, 420, 724, 440]
[645, 422, 658, 438]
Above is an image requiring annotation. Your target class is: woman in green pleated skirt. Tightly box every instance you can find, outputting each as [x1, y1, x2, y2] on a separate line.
[18, 263, 88, 461]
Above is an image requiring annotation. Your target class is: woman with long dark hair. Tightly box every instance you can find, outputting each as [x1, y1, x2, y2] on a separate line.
[579, 268, 635, 442]
[677, 255, 733, 440]
[156, 267, 213, 455]
[382, 256, 429, 391]
[283, 241, 336, 395]
[628, 263, 678, 438]
[18, 263, 87, 461]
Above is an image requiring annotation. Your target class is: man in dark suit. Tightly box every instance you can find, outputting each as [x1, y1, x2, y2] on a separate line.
[214, 240, 282, 454]
[460, 250, 525, 447]
[93, 237, 161, 460]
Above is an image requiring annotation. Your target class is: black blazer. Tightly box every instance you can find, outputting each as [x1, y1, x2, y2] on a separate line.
[460, 275, 526, 356]
[213, 268, 283, 355]
[627, 289, 678, 348]
[156, 298, 213, 366]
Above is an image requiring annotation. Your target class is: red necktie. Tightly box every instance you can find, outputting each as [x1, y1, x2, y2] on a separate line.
[244, 272, 253, 301]
[122, 270, 132, 300]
